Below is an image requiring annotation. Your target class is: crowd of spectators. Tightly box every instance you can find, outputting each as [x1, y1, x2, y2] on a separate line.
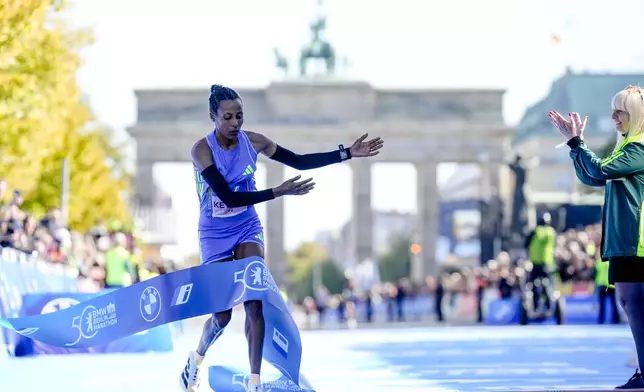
[0, 177, 173, 293]
[302, 223, 604, 328]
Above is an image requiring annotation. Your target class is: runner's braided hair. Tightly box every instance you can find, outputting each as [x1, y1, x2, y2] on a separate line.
[209, 84, 241, 121]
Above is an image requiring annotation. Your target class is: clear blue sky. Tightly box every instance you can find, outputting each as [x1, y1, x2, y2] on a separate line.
[64, 0, 644, 257]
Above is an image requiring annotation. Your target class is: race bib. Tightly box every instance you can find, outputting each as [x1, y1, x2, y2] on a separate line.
[211, 195, 247, 218]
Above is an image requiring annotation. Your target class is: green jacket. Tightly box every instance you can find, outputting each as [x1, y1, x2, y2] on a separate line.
[570, 134, 644, 260]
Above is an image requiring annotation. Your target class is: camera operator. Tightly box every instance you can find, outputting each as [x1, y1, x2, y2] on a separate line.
[525, 213, 556, 309]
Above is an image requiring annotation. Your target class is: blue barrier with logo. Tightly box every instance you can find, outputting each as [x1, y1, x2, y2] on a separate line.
[565, 295, 619, 324]
[14, 292, 173, 356]
[0, 248, 78, 356]
[486, 298, 520, 325]
[485, 295, 619, 325]
[0, 256, 314, 391]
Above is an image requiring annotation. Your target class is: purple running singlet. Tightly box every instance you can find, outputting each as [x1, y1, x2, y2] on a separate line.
[193, 130, 264, 263]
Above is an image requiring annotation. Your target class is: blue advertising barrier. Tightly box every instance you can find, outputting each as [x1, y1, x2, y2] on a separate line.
[354, 295, 437, 321]
[315, 295, 438, 326]
[485, 294, 619, 325]
[0, 247, 78, 357]
[486, 298, 520, 325]
[14, 292, 173, 356]
[0, 256, 314, 392]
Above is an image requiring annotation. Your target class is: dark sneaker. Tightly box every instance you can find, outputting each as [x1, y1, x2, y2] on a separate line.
[616, 369, 644, 389]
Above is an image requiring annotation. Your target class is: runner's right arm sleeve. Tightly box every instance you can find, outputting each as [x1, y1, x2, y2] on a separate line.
[567, 137, 607, 187]
[200, 165, 275, 208]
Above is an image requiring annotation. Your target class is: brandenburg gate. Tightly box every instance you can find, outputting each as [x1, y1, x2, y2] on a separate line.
[127, 80, 513, 285]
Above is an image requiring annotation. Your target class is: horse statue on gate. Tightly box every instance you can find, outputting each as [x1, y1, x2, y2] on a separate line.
[274, 48, 289, 77]
[299, 15, 336, 77]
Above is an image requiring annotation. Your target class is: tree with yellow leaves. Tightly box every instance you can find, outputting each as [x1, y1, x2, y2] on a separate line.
[27, 128, 131, 231]
[0, 0, 131, 230]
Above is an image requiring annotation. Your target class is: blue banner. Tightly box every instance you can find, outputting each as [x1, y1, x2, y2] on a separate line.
[14, 292, 173, 356]
[0, 319, 5, 361]
[208, 366, 315, 392]
[0, 248, 78, 356]
[485, 295, 619, 325]
[0, 256, 311, 390]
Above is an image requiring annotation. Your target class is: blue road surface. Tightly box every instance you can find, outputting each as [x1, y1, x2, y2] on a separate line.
[0, 325, 637, 392]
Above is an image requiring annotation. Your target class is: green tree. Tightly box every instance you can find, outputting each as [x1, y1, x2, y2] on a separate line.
[287, 242, 345, 303]
[26, 128, 131, 231]
[378, 235, 412, 283]
[317, 261, 346, 295]
[0, 0, 130, 229]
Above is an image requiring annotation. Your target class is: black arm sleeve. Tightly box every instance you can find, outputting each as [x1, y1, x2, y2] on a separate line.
[269, 144, 348, 170]
[200, 165, 275, 208]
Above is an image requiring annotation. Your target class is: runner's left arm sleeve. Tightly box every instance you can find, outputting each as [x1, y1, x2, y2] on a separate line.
[201, 165, 275, 207]
[568, 136, 644, 180]
[268, 144, 350, 170]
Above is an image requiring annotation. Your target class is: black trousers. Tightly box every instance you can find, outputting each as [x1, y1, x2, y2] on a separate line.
[528, 264, 553, 309]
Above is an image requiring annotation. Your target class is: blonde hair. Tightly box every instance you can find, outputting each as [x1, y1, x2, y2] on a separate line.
[612, 85, 644, 150]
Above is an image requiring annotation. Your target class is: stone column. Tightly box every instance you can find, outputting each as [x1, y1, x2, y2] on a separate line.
[498, 164, 513, 228]
[264, 161, 287, 287]
[479, 162, 501, 200]
[413, 162, 439, 283]
[351, 160, 373, 265]
[134, 162, 157, 206]
[479, 163, 491, 200]
[479, 162, 503, 262]
[489, 163, 501, 198]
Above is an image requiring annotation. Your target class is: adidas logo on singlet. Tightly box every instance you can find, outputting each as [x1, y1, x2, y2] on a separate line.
[243, 165, 254, 176]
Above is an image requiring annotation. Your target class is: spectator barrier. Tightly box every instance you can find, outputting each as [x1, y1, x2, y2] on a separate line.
[317, 294, 464, 325]
[354, 294, 438, 321]
[0, 247, 173, 357]
[0, 247, 77, 357]
[312, 289, 623, 327]
[485, 294, 624, 325]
